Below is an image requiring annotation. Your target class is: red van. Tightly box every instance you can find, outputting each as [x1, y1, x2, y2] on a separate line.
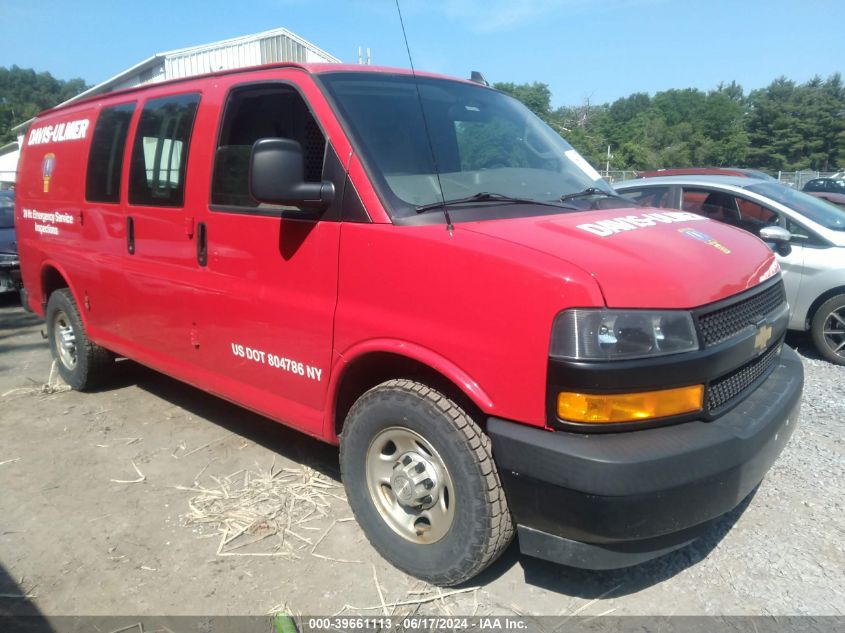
[16, 63, 803, 585]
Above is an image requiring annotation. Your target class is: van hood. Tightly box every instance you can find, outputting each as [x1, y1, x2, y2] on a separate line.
[460, 208, 779, 309]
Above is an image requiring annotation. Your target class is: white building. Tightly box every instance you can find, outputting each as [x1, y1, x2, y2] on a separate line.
[0, 143, 18, 185]
[1, 27, 340, 186]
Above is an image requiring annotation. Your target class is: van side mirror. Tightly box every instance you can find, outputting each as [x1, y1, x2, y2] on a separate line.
[249, 138, 334, 210]
[759, 225, 792, 257]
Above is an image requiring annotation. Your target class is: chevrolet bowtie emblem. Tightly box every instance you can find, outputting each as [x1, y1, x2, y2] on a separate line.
[754, 324, 773, 353]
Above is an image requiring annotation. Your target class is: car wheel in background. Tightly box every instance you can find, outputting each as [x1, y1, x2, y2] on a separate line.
[811, 294, 845, 366]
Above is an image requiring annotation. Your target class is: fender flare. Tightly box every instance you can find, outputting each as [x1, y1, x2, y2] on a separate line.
[324, 338, 494, 441]
[38, 259, 85, 324]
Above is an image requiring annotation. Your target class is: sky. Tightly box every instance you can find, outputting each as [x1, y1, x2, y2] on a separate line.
[1, 0, 843, 108]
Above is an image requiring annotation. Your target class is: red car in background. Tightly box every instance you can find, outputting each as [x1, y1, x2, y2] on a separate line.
[637, 167, 774, 180]
[803, 178, 845, 208]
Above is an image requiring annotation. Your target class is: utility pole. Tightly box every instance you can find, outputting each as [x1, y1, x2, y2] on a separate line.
[357, 47, 372, 65]
[606, 145, 613, 175]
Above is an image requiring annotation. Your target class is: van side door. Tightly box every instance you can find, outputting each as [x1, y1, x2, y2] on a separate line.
[117, 92, 203, 364]
[193, 77, 345, 437]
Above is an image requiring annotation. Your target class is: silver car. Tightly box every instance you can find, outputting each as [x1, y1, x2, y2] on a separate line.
[616, 175, 845, 365]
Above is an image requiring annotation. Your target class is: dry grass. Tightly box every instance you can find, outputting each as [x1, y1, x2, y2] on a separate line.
[177, 459, 486, 618]
[1, 361, 71, 399]
[177, 459, 347, 559]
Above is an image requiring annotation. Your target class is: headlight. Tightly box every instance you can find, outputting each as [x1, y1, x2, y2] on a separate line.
[550, 309, 698, 360]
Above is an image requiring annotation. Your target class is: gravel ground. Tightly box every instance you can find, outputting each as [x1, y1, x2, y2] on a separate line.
[0, 293, 843, 617]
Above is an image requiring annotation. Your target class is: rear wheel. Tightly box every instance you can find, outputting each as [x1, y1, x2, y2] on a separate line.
[340, 379, 514, 586]
[811, 294, 845, 366]
[45, 289, 114, 390]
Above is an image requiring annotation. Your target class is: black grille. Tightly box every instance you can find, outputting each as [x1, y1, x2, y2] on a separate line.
[706, 341, 782, 411]
[697, 282, 786, 347]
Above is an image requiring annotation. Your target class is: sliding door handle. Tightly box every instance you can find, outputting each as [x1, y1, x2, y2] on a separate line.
[126, 216, 135, 255]
[196, 221, 207, 267]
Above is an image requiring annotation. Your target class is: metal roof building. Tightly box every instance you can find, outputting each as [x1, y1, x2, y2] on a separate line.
[2, 27, 340, 185]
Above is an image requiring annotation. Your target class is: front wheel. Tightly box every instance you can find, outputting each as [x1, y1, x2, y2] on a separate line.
[811, 294, 845, 366]
[340, 379, 514, 586]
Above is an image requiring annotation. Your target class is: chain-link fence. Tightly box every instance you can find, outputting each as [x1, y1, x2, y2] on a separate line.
[601, 170, 638, 183]
[775, 170, 840, 189]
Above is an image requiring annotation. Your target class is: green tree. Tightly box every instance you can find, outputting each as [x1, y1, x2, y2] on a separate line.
[493, 81, 553, 122]
[0, 66, 89, 144]
[746, 74, 845, 171]
[501, 73, 844, 173]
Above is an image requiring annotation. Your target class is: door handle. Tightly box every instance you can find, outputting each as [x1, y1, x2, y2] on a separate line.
[196, 221, 207, 267]
[126, 216, 135, 255]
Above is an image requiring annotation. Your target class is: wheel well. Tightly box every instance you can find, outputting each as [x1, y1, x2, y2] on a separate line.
[41, 265, 70, 310]
[806, 285, 845, 328]
[333, 352, 484, 438]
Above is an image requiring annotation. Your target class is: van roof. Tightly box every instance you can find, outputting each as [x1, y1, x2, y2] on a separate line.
[34, 63, 478, 119]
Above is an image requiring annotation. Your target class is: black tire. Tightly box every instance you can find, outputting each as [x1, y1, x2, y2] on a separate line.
[45, 288, 114, 390]
[811, 294, 845, 366]
[340, 379, 514, 586]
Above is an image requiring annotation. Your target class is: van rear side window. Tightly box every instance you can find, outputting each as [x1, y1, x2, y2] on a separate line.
[86, 103, 135, 203]
[129, 93, 200, 207]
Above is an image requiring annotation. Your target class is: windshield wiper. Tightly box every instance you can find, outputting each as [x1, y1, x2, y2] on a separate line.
[560, 187, 633, 203]
[416, 192, 575, 213]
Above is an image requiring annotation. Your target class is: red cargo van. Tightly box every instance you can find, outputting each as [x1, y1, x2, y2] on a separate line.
[16, 63, 803, 585]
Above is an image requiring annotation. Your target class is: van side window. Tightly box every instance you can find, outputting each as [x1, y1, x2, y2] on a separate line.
[86, 103, 135, 203]
[211, 84, 325, 209]
[129, 93, 200, 207]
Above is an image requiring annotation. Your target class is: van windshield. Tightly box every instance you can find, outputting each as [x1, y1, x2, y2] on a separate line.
[744, 181, 845, 231]
[319, 72, 614, 220]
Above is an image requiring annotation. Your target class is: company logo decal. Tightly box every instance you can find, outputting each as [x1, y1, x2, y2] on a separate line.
[754, 324, 773, 353]
[41, 153, 56, 193]
[576, 211, 708, 237]
[28, 118, 90, 146]
[21, 207, 75, 236]
[678, 227, 731, 254]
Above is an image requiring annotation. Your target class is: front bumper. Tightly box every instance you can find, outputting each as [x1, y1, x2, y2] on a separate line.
[488, 344, 803, 570]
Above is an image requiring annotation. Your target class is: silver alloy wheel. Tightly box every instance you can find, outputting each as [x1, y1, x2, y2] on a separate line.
[822, 307, 845, 358]
[365, 426, 455, 544]
[52, 309, 77, 370]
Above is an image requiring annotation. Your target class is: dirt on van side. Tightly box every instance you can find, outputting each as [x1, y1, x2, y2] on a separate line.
[0, 293, 843, 618]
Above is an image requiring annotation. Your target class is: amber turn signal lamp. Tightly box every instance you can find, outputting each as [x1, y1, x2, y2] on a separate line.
[557, 385, 704, 424]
